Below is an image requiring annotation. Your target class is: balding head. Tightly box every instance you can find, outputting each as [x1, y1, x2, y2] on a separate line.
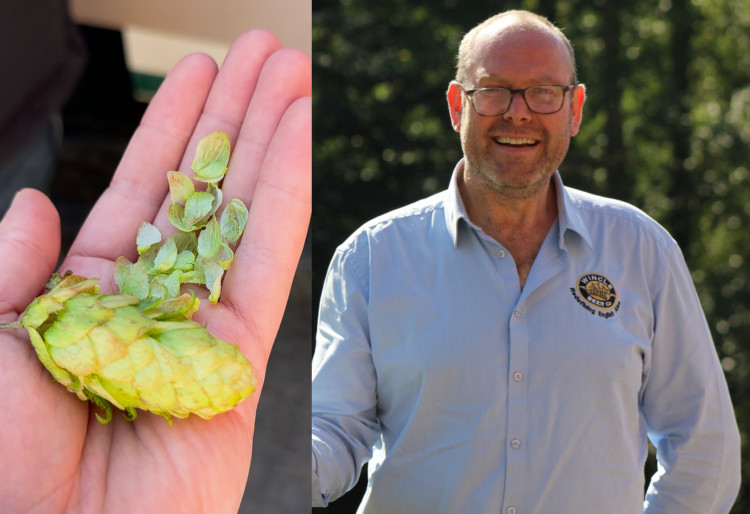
[455, 10, 577, 85]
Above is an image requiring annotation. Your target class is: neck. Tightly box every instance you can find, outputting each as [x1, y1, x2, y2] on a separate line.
[457, 161, 559, 289]
[458, 165, 558, 243]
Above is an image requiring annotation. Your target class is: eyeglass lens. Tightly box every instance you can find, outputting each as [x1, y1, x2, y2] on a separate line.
[472, 86, 565, 115]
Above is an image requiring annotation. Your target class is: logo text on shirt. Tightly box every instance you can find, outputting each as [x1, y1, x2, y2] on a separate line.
[570, 273, 620, 319]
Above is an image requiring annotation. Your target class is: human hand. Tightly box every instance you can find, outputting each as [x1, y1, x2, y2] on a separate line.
[0, 30, 310, 513]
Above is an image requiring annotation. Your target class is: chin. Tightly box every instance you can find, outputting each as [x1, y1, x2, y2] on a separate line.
[482, 165, 554, 200]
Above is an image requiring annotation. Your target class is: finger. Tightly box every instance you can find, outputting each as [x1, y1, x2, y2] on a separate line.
[152, 30, 283, 233]
[220, 47, 312, 203]
[65, 52, 218, 268]
[223, 97, 311, 359]
[0, 189, 60, 316]
[178, 30, 284, 168]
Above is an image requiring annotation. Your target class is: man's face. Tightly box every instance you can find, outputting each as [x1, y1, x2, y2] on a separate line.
[448, 24, 584, 200]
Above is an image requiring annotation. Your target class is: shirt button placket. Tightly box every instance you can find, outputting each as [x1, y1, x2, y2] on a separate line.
[506, 302, 527, 514]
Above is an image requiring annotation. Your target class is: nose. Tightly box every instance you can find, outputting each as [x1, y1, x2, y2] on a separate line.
[503, 91, 532, 122]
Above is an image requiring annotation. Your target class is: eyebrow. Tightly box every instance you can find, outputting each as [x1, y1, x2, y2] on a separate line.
[476, 73, 564, 86]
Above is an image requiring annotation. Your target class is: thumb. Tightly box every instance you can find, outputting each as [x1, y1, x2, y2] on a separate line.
[0, 189, 61, 315]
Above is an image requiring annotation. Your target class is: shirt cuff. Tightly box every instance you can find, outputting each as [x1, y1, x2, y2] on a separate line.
[312, 450, 330, 507]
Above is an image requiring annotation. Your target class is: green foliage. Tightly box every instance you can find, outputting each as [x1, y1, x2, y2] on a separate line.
[314, 0, 750, 509]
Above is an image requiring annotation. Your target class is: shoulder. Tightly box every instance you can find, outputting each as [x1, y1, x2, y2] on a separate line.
[337, 191, 447, 251]
[363, 191, 446, 231]
[565, 186, 678, 252]
[325, 191, 447, 287]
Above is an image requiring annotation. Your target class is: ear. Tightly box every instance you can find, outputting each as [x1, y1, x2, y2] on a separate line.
[569, 84, 586, 137]
[446, 81, 464, 132]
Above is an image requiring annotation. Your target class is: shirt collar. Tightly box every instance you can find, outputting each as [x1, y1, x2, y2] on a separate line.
[443, 160, 466, 247]
[443, 159, 593, 250]
[552, 170, 593, 250]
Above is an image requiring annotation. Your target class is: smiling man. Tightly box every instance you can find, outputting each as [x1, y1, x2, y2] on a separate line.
[312, 10, 740, 513]
[446, 14, 585, 289]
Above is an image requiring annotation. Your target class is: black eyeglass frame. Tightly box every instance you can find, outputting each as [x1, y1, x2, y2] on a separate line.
[456, 82, 578, 116]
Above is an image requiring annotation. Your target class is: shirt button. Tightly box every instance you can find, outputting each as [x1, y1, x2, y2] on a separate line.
[507, 508, 517, 514]
[497, 249, 506, 258]
[513, 371, 523, 382]
[514, 308, 522, 318]
[511, 439, 521, 449]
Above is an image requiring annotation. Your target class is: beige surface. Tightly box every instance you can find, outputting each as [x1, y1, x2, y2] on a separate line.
[121, 27, 232, 77]
[70, 0, 310, 52]
[70, 0, 311, 76]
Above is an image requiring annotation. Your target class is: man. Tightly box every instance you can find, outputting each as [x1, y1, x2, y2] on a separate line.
[312, 10, 740, 514]
[0, 30, 310, 512]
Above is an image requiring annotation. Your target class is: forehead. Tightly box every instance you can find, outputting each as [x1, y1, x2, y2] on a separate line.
[469, 22, 572, 85]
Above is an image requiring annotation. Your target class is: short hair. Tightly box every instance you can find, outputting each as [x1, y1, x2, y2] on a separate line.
[455, 10, 577, 85]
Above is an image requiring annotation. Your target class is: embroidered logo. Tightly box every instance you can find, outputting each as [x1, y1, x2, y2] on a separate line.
[570, 273, 621, 319]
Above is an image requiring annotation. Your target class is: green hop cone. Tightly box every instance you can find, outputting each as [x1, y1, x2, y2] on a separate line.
[5, 273, 256, 424]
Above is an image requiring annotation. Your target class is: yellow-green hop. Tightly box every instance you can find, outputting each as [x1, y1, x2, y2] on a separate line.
[7, 273, 256, 424]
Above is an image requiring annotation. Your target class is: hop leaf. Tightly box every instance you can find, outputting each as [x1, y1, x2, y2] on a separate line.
[171, 231, 198, 253]
[167, 184, 222, 233]
[216, 243, 234, 270]
[136, 222, 162, 255]
[197, 217, 222, 259]
[116, 259, 150, 301]
[167, 203, 189, 232]
[196, 258, 224, 304]
[183, 191, 217, 228]
[174, 250, 196, 271]
[153, 238, 178, 272]
[191, 131, 230, 183]
[167, 171, 194, 203]
[220, 199, 248, 245]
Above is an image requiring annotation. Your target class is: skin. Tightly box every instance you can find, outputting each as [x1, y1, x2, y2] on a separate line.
[0, 30, 310, 513]
[446, 19, 585, 288]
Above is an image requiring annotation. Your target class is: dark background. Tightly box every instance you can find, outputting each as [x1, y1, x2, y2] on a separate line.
[51, 26, 310, 513]
[312, 0, 750, 511]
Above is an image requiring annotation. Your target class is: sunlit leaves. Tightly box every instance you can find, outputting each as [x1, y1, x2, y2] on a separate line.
[116, 131, 248, 307]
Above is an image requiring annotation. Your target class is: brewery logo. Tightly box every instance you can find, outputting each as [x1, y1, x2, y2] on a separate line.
[569, 273, 620, 319]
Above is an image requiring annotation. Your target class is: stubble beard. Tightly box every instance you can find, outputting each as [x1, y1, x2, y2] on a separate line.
[462, 121, 571, 200]
[466, 152, 557, 200]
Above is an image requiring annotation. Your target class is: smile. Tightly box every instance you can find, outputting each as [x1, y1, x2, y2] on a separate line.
[494, 137, 539, 146]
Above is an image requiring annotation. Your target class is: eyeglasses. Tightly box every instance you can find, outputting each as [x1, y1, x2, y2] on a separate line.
[457, 83, 577, 116]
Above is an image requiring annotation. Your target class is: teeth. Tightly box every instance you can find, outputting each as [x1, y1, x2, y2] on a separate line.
[496, 137, 537, 145]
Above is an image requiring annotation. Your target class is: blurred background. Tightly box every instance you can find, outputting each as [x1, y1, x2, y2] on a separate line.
[313, 0, 750, 511]
[0, 1, 310, 512]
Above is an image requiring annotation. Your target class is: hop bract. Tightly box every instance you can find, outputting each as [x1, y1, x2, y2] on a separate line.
[16, 273, 256, 424]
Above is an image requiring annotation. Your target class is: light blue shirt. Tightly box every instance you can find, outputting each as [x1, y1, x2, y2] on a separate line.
[312, 161, 740, 513]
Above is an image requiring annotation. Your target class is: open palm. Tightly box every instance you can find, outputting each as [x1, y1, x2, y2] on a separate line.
[0, 30, 310, 513]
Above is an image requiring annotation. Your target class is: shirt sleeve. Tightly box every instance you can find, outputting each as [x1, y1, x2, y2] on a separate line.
[642, 242, 741, 513]
[312, 236, 381, 507]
